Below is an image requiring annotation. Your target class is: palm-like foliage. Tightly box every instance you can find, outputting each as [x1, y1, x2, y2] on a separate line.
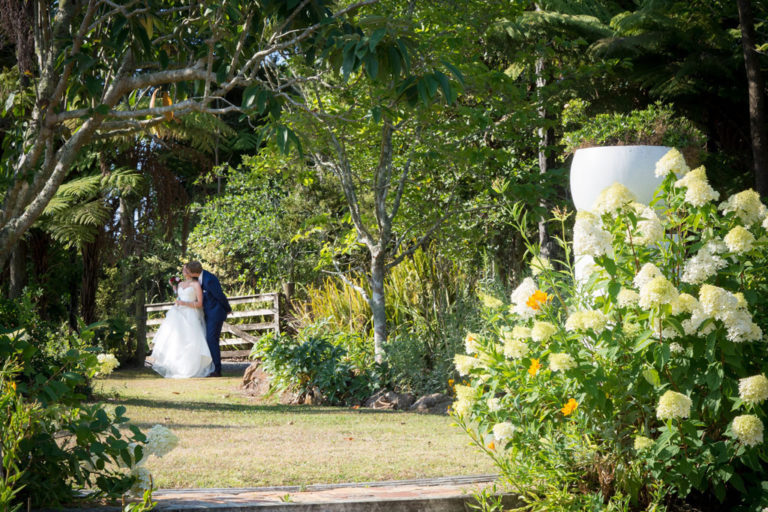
[40, 166, 142, 248]
[591, 0, 743, 100]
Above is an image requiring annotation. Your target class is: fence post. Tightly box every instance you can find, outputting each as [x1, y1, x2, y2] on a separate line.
[273, 293, 281, 335]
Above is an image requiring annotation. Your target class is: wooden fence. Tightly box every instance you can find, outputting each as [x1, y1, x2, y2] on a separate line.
[145, 293, 280, 358]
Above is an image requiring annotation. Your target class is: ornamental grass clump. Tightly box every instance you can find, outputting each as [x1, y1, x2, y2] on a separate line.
[453, 151, 768, 509]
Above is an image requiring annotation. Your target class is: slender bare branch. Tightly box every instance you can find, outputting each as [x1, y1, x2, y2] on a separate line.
[322, 266, 371, 304]
[388, 159, 411, 223]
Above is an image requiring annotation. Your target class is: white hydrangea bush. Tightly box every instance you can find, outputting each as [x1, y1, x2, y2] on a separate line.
[118, 424, 180, 497]
[452, 151, 768, 508]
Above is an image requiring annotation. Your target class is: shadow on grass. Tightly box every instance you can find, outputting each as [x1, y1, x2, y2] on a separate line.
[95, 396, 404, 416]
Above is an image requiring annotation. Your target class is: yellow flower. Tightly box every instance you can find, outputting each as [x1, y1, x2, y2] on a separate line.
[448, 379, 455, 387]
[527, 358, 541, 377]
[487, 441, 496, 450]
[9, 381, 16, 392]
[526, 290, 549, 310]
[561, 398, 578, 416]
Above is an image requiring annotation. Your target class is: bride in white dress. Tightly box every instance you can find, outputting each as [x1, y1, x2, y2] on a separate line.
[151, 265, 215, 378]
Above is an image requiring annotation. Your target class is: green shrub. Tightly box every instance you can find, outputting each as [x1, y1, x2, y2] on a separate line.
[562, 101, 705, 157]
[251, 330, 376, 406]
[0, 299, 175, 508]
[0, 331, 147, 506]
[454, 154, 768, 509]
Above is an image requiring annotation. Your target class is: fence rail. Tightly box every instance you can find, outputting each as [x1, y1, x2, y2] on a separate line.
[145, 293, 280, 358]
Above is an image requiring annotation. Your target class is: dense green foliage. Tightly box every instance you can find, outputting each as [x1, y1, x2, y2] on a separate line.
[251, 329, 376, 406]
[562, 101, 706, 154]
[0, 301, 148, 507]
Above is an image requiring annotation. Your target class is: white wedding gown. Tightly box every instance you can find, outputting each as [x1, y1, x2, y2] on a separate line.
[150, 285, 214, 378]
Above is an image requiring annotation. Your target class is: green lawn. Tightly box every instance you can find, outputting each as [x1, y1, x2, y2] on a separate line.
[93, 367, 495, 489]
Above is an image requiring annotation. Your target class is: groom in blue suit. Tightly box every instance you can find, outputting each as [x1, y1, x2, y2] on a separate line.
[186, 261, 231, 377]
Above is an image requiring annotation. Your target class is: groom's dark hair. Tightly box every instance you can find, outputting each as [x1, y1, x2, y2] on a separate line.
[186, 261, 203, 274]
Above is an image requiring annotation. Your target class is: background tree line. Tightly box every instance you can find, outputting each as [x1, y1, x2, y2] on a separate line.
[0, 0, 766, 387]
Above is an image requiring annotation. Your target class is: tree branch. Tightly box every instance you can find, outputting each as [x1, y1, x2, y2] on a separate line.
[388, 158, 411, 224]
[321, 265, 371, 305]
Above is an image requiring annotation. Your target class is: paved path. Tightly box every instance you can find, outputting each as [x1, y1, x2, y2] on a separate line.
[148, 475, 517, 512]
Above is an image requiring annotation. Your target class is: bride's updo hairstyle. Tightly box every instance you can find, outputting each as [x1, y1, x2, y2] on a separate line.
[186, 261, 203, 275]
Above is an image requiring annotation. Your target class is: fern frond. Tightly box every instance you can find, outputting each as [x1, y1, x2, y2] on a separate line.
[55, 174, 102, 199]
[495, 11, 612, 44]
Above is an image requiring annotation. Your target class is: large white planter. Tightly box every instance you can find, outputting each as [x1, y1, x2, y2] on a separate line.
[570, 145, 671, 211]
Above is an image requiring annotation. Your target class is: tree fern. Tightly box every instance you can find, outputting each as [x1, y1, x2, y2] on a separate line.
[40, 168, 142, 248]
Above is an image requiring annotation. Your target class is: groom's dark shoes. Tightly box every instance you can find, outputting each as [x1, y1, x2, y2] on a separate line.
[206, 370, 222, 378]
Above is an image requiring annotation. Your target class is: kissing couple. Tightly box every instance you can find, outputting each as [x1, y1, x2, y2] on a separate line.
[151, 261, 232, 379]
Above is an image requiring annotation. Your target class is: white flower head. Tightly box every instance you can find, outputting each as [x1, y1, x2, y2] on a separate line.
[452, 384, 476, 418]
[548, 353, 576, 372]
[733, 415, 764, 447]
[454, 354, 480, 376]
[565, 310, 608, 334]
[634, 435, 654, 451]
[509, 325, 531, 340]
[639, 275, 679, 310]
[503, 338, 529, 359]
[634, 263, 662, 289]
[630, 203, 664, 246]
[674, 166, 719, 207]
[722, 309, 763, 343]
[492, 422, 515, 442]
[129, 466, 153, 496]
[671, 293, 699, 315]
[656, 390, 692, 420]
[681, 242, 727, 285]
[487, 397, 502, 412]
[478, 292, 503, 309]
[617, 288, 640, 308]
[698, 284, 738, 317]
[669, 342, 684, 354]
[145, 425, 179, 458]
[719, 189, 767, 227]
[573, 211, 612, 258]
[530, 321, 557, 342]
[464, 333, 481, 355]
[592, 183, 637, 215]
[623, 321, 642, 336]
[530, 256, 553, 276]
[96, 353, 119, 376]
[655, 148, 690, 177]
[724, 225, 755, 254]
[739, 375, 768, 405]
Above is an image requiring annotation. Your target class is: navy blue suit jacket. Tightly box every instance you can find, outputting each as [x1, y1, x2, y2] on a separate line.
[200, 270, 231, 323]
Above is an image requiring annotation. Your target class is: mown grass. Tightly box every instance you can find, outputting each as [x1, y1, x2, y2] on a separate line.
[92, 367, 495, 489]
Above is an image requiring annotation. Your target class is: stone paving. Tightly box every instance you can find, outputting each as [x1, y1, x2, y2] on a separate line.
[145, 475, 518, 511]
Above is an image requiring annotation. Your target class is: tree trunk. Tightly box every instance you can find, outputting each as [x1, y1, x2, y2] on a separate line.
[119, 197, 134, 309]
[370, 252, 387, 363]
[534, 25, 554, 258]
[67, 248, 79, 330]
[737, 0, 768, 195]
[80, 234, 101, 325]
[8, 239, 26, 299]
[133, 284, 146, 367]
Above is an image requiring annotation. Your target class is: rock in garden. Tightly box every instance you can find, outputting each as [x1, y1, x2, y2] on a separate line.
[240, 361, 271, 396]
[410, 393, 452, 414]
[364, 389, 415, 410]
